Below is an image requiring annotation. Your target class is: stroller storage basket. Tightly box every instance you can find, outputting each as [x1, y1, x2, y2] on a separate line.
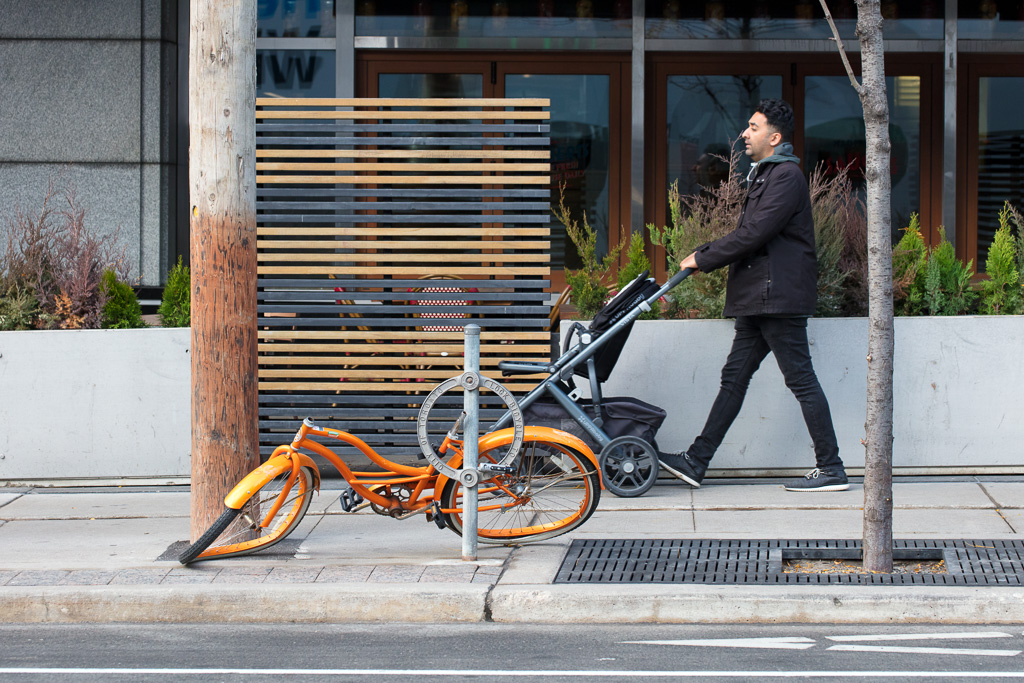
[523, 396, 667, 453]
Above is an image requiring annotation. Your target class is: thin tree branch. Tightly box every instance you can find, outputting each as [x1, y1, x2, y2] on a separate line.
[819, 0, 863, 94]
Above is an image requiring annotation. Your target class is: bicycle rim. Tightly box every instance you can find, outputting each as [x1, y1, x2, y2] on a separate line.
[441, 440, 600, 544]
[195, 466, 315, 561]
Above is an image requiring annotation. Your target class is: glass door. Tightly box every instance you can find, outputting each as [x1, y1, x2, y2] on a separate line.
[500, 61, 625, 276]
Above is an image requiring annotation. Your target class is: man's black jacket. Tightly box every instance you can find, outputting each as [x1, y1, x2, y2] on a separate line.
[693, 159, 817, 317]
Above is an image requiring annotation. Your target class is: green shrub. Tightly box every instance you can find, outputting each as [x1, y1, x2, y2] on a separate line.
[0, 283, 39, 331]
[892, 216, 977, 316]
[922, 228, 976, 315]
[553, 186, 621, 320]
[649, 166, 740, 319]
[159, 256, 191, 327]
[100, 269, 146, 329]
[980, 202, 1022, 315]
[617, 228, 659, 320]
[891, 214, 928, 315]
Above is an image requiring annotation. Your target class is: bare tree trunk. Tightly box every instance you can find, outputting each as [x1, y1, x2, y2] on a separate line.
[188, 0, 259, 540]
[820, 0, 894, 572]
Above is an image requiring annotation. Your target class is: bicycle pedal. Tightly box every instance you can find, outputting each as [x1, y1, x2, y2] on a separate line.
[339, 489, 363, 512]
[429, 502, 447, 530]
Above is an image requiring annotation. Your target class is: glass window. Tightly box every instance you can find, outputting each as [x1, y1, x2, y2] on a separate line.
[258, 0, 336, 37]
[646, 0, 941, 40]
[959, 0, 1024, 39]
[257, 50, 336, 98]
[977, 76, 1024, 267]
[356, 1, 630, 38]
[506, 73, 611, 270]
[804, 75, 921, 241]
[379, 73, 484, 99]
[666, 75, 783, 198]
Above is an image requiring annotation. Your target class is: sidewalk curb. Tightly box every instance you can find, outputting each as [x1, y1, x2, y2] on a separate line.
[0, 584, 490, 624]
[487, 584, 1024, 624]
[5, 583, 1024, 624]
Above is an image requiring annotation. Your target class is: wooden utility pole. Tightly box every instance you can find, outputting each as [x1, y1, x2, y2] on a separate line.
[188, 0, 259, 540]
[820, 0, 894, 572]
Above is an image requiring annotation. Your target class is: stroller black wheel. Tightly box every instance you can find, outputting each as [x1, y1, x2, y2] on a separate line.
[599, 436, 658, 498]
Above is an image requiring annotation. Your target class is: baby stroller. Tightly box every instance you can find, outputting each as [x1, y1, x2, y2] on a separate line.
[494, 268, 693, 497]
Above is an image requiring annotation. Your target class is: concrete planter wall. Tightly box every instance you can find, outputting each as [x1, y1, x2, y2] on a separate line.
[564, 316, 1024, 474]
[0, 328, 190, 483]
[1, 317, 1020, 482]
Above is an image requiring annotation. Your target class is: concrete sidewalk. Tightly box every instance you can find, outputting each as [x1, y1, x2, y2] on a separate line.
[2, 477, 1024, 624]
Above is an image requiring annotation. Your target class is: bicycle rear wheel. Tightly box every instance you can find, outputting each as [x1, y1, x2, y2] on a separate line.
[440, 439, 600, 544]
[178, 465, 315, 564]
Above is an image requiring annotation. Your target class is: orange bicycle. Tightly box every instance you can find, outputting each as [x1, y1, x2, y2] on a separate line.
[179, 374, 602, 564]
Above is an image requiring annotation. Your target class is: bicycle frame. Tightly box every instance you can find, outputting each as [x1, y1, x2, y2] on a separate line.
[223, 418, 601, 522]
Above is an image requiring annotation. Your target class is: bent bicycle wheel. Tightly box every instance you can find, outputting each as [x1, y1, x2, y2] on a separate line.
[440, 440, 600, 544]
[178, 465, 315, 564]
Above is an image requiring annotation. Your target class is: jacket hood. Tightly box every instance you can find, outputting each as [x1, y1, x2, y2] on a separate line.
[746, 142, 800, 181]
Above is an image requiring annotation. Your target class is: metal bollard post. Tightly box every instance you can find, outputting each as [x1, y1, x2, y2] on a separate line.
[461, 324, 480, 561]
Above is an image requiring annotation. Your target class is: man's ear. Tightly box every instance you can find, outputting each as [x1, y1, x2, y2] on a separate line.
[769, 131, 782, 147]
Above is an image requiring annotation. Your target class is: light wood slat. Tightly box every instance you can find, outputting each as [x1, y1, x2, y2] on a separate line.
[259, 381, 540, 392]
[257, 240, 550, 250]
[258, 343, 549, 353]
[256, 175, 551, 185]
[257, 227, 550, 237]
[257, 97, 550, 107]
[257, 162, 550, 173]
[258, 266, 551, 275]
[256, 110, 550, 120]
[259, 356, 530, 367]
[256, 149, 550, 159]
[258, 253, 549, 263]
[259, 330, 546, 341]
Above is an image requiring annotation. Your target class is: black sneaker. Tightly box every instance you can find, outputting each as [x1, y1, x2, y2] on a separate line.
[658, 451, 703, 488]
[785, 468, 850, 492]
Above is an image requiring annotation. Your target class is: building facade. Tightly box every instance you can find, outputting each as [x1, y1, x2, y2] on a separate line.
[1, 0, 1021, 287]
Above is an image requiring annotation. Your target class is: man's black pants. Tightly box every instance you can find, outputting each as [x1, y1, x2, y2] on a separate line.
[687, 315, 843, 474]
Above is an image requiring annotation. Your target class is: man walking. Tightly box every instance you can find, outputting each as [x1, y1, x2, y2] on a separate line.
[659, 98, 849, 492]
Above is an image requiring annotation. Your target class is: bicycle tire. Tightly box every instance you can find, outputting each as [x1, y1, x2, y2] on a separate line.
[180, 465, 316, 564]
[178, 507, 239, 564]
[440, 439, 600, 544]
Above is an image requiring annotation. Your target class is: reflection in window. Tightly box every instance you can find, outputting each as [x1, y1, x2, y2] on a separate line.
[977, 77, 1024, 268]
[804, 75, 920, 242]
[959, 0, 1024, 39]
[258, 0, 335, 37]
[646, 0, 941, 40]
[666, 75, 783, 198]
[355, 1, 630, 38]
[507, 74, 611, 270]
[257, 50, 336, 98]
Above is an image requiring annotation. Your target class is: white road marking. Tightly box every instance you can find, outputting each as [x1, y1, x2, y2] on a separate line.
[3, 669, 1024, 678]
[622, 637, 816, 650]
[828, 632, 1013, 642]
[828, 645, 1021, 657]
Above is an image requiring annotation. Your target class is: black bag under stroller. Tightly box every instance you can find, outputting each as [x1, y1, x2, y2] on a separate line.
[495, 269, 692, 497]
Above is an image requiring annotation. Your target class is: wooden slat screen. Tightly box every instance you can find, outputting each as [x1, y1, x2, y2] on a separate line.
[256, 97, 553, 461]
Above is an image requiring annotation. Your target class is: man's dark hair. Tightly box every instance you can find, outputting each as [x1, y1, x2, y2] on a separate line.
[756, 98, 795, 143]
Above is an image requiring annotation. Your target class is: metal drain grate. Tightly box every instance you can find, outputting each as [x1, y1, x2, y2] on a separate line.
[555, 539, 1024, 585]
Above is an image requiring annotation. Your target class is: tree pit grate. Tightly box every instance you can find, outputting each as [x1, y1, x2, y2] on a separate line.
[554, 539, 1024, 585]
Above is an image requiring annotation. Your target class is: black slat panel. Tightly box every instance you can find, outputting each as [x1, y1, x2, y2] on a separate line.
[256, 98, 553, 465]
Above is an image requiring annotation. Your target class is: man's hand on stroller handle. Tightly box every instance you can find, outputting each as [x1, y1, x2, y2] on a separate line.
[680, 252, 699, 271]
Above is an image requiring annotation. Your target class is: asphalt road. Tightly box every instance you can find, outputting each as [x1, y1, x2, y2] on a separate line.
[3, 623, 1024, 681]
